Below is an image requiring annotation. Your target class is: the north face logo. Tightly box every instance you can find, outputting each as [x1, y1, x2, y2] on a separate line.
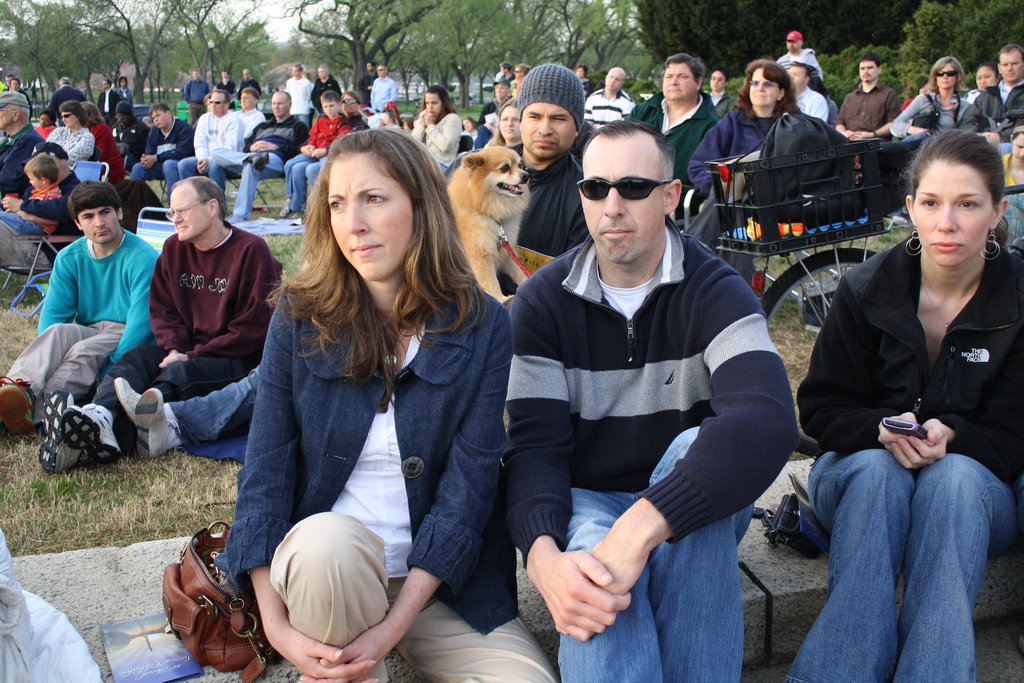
[961, 348, 990, 363]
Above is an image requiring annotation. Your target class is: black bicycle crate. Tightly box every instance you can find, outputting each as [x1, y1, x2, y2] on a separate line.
[708, 140, 888, 255]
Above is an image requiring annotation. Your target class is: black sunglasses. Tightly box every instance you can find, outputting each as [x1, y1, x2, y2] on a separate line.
[577, 176, 673, 200]
[935, 70, 958, 78]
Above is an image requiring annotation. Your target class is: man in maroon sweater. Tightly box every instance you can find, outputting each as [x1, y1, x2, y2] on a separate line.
[38, 176, 282, 472]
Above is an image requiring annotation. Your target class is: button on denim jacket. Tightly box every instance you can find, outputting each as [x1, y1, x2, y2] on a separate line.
[223, 297, 517, 633]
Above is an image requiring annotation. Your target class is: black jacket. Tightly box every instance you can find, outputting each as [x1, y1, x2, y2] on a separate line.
[113, 116, 149, 160]
[238, 78, 261, 97]
[243, 116, 309, 162]
[310, 76, 341, 113]
[797, 242, 1024, 481]
[511, 144, 588, 258]
[959, 83, 1024, 142]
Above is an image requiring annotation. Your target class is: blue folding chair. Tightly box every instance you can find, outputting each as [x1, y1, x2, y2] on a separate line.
[9, 270, 51, 318]
[73, 160, 110, 183]
[136, 206, 176, 253]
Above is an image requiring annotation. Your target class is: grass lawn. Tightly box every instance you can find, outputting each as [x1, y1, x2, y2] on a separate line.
[0, 224, 304, 558]
[0, 208, 909, 558]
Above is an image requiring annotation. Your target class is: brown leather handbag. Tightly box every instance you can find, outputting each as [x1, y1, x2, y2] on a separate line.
[162, 521, 276, 683]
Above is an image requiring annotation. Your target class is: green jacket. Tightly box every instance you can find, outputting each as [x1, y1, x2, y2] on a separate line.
[628, 92, 717, 186]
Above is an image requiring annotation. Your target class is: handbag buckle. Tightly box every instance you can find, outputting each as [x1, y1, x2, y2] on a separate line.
[196, 593, 216, 615]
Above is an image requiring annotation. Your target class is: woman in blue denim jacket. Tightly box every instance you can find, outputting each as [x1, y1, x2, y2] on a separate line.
[223, 129, 555, 682]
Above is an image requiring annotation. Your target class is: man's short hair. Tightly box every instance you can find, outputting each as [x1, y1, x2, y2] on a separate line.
[789, 62, 813, 78]
[177, 176, 227, 220]
[273, 90, 292, 103]
[711, 67, 730, 81]
[1000, 44, 1024, 61]
[664, 53, 706, 83]
[149, 102, 172, 115]
[59, 77, 72, 86]
[583, 119, 675, 178]
[240, 87, 259, 99]
[859, 52, 882, 67]
[320, 90, 341, 104]
[210, 88, 231, 101]
[25, 154, 59, 184]
[9, 77, 20, 88]
[103, 78, 113, 86]
[294, 63, 305, 72]
[68, 181, 122, 219]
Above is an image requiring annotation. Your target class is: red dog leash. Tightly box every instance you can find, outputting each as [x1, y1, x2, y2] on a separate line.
[497, 225, 532, 277]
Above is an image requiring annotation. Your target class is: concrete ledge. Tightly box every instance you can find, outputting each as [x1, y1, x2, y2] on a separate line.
[12, 460, 1024, 680]
[740, 460, 1024, 666]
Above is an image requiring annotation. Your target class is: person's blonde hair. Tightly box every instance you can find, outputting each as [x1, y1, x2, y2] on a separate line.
[25, 154, 59, 184]
[277, 128, 484, 407]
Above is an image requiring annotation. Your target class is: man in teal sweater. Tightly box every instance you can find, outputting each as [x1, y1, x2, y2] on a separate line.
[0, 181, 157, 435]
[628, 53, 717, 189]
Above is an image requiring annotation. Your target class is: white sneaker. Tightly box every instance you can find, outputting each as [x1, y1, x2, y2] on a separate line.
[114, 378, 142, 422]
[61, 403, 120, 464]
[135, 388, 169, 459]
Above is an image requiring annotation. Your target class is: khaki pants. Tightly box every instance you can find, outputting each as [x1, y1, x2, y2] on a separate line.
[270, 512, 558, 683]
[0, 220, 52, 271]
[8, 321, 124, 422]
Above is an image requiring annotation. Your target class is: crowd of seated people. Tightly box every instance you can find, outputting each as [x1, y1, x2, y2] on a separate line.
[3, 46, 1024, 680]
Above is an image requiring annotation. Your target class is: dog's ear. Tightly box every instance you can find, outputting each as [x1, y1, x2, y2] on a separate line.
[462, 152, 484, 170]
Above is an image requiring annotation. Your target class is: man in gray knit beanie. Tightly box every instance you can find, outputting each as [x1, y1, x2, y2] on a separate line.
[510, 64, 589, 259]
[517, 63, 586, 132]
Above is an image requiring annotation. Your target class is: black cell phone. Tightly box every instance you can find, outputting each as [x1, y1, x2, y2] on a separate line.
[881, 417, 929, 439]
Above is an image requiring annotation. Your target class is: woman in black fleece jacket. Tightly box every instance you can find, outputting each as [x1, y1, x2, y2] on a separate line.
[788, 130, 1024, 682]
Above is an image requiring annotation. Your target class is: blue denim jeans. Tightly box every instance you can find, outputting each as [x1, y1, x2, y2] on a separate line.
[206, 149, 248, 191]
[0, 211, 46, 235]
[129, 158, 181, 193]
[786, 449, 1017, 683]
[558, 427, 751, 682]
[176, 156, 202, 182]
[172, 367, 259, 445]
[283, 154, 321, 212]
[226, 153, 284, 222]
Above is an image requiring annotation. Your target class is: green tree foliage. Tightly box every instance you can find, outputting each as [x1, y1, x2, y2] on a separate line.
[635, 0, 918, 76]
[817, 45, 910, 102]
[0, 0, 109, 93]
[403, 0, 507, 109]
[902, 0, 1024, 84]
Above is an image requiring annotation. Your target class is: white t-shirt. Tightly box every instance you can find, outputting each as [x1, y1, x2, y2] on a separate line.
[600, 275, 653, 319]
[331, 335, 420, 578]
[285, 76, 314, 115]
[796, 89, 829, 122]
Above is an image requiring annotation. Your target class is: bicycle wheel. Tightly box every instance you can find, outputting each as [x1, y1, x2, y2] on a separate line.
[761, 247, 874, 330]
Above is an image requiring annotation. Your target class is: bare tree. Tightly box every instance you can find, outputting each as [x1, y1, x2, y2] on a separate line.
[79, 0, 178, 103]
[291, 0, 438, 74]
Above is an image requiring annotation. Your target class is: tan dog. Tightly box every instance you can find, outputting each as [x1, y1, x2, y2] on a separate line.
[448, 147, 531, 302]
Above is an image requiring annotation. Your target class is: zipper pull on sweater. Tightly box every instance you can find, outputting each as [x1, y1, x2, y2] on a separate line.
[626, 318, 635, 363]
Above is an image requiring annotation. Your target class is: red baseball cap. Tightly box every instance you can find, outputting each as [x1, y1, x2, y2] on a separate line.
[786, 31, 803, 41]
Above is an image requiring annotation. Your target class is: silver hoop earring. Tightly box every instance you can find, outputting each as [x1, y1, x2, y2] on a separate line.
[984, 230, 1000, 260]
[905, 229, 922, 256]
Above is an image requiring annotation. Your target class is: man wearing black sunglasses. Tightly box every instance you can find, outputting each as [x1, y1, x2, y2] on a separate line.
[504, 120, 797, 682]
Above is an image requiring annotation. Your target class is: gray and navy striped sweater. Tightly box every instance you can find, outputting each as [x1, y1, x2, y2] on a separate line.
[504, 229, 799, 555]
